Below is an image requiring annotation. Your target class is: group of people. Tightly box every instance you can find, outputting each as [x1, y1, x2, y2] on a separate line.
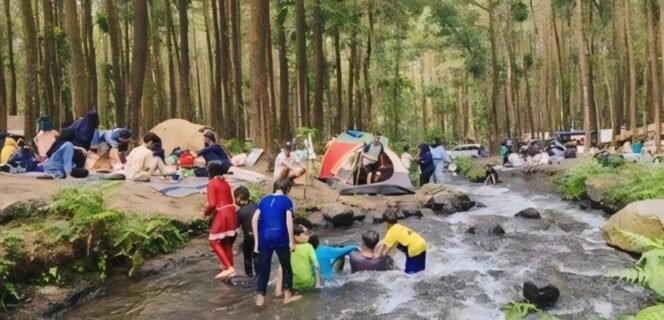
[0, 109, 232, 181]
[203, 162, 428, 306]
[398, 137, 451, 187]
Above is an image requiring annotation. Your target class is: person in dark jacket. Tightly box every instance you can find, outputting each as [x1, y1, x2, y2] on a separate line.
[417, 143, 434, 186]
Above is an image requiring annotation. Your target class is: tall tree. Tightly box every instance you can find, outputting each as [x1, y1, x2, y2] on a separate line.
[363, 1, 374, 131]
[625, 0, 636, 132]
[219, 0, 234, 137]
[42, 0, 60, 127]
[128, 0, 149, 136]
[295, 0, 307, 127]
[0, 27, 6, 132]
[82, 0, 97, 109]
[4, 0, 17, 115]
[312, 0, 325, 132]
[573, 0, 591, 151]
[210, 0, 222, 130]
[165, 0, 178, 119]
[334, 29, 343, 134]
[63, 0, 89, 118]
[249, 0, 271, 154]
[276, 0, 290, 141]
[178, 0, 193, 120]
[105, 0, 126, 126]
[19, 0, 39, 138]
[229, 0, 244, 140]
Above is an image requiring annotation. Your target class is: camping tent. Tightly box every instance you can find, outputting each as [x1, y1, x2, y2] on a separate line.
[150, 119, 207, 154]
[319, 130, 414, 195]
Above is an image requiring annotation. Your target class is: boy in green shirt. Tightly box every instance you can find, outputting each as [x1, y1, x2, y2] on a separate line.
[277, 224, 321, 295]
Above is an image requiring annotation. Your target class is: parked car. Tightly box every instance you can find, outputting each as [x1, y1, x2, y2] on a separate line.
[448, 144, 483, 159]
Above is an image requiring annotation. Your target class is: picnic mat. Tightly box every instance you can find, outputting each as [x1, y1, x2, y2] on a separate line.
[149, 172, 265, 198]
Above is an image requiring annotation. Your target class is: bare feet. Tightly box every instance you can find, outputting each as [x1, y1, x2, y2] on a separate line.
[283, 291, 302, 305]
[214, 267, 236, 280]
[256, 294, 265, 307]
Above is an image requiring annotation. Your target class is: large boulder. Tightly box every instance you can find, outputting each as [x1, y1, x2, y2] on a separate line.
[585, 174, 622, 212]
[603, 200, 664, 253]
[424, 189, 475, 215]
[322, 203, 356, 227]
[399, 204, 423, 218]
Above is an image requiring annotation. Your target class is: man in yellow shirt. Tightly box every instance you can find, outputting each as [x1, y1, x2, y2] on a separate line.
[379, 211, 427, 274]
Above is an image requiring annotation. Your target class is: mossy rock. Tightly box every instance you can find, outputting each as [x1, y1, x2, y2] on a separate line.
[603, 199, 664, 253]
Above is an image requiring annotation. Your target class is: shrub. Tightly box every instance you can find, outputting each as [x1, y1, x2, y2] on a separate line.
[554, 160, 609, 200]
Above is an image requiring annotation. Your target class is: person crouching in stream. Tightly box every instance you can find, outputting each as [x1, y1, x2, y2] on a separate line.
[203, 161, 237, 280]
[379, 211, 427, 275]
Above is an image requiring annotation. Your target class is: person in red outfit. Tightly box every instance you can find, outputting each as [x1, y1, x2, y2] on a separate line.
[203, 161, 237, 279]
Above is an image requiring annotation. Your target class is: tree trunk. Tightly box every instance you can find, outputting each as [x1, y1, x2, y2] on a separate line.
[128, 0, 149, 137]
[488, 5, 500, 153]
[165, 0, 178, 119]
[250, 0, 271, 154]
[210, 0, 222, 129]
[348, 31, 357, 130]
[105, 0, 125, 126]
[295, 0, 307, 127]
[192, 15, 204, 123]
[64, 0, 89, 118]
[42, 0, 60, 127]
[178, 0, 193, 120]
[656, 0, 664, 151]
[149, 2, 167, 124]
[363, 1, 374, 131]
[261, 0, 276, 142]
[574, 0, 592, 151]
[82, 0, 97, 109]
[220, 0, 234, 137]
[276, 0, 290, 141]
[0, 27, 6, 132]
[625, 0, 637, 132]
[312, 0, 325, 134]
[202, 0, 214, 123]
[4, 0, 16, 115]
[19, 0, 39, 138]
[334, 29, 342, 135]
[230, 0, 244, 140]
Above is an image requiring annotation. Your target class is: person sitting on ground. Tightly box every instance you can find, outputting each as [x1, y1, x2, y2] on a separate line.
[310, 234, 358, 281]
[123, 132, 173, 182]
[0, 136, 18, 164]
[276, 224, 321, 294]
[252, 179, 301, 306]
[379, 211, 427, 275]
[204, 161, 237, 280]
[41, 141, 89, 179]
[273, 142, 306, 181]
[360, 132, 384, 184]
[195, 130, 231, 166]
[234, 185, 259, 277]
[416, 143, 434, 187]
[484, 164, 498, 185]
[349, 230, 392, 273]
[400, 145, 414, 171]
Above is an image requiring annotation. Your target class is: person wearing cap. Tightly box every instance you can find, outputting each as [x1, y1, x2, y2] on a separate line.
[273, 142, 306, 180]
[204, 161, 237, 280]
[378, 210, 427, 275]
[195, 130, 231, 166]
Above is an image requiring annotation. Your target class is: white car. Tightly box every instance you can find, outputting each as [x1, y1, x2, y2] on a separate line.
[447, 144, 482, 159]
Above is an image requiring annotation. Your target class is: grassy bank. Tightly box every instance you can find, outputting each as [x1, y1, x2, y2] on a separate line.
[555, 157, 664, 209]
[0, 188, 207, 309]
[454, 157, 486, 183]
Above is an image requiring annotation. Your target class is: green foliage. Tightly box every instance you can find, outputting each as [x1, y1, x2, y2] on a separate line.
[597, 153, 626, 168]
[606, 228, 664, 254]
[453, 156, 485, 183]
[554, 160, 609, 199]
[0, 259, 18, 309]
[503, 302, 539, 320]
[455, 156, 472, 175]
[635, 304, 664, 320]
[467, 167, 487, 183]
[510, 1, 529, 22]
[2, 236, 27, 263]
[95, 10, 110, 33]
[223, 138, 252, 155]
[48, 188, 105, 218]
[606, 243, 664, 298]
[244, 182, 266, 203]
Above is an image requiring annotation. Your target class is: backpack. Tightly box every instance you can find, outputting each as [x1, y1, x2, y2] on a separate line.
[178, 150, 195, 168]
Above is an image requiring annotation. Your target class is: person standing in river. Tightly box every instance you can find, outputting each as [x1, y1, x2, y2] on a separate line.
[234, 186, 259, 277]
[379, 211, 427, 275]
[203, 161, 237, 280]
[252, 179, 301, 306]
[416, 143, 434, 187]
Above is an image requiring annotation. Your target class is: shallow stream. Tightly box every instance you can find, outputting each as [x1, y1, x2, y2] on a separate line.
[61, 178, 650, 319]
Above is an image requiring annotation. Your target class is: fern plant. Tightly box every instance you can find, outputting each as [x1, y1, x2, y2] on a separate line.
[635, 304, 664, 320]
[605, 230, 664, 298]
[606, 228, 664, 253]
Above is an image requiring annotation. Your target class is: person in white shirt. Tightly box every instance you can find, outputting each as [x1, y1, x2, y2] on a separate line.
[123, 132, 172, 181]
[400, 145, 414, 170]
[360, 133, 384, 184]
[274, 143, 306, 180]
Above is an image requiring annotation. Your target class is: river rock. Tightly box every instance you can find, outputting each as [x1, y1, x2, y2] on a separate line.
[515, 208, 541, 219]
[466, 224, 505, 236]
[603, 200, 664, 253]
[585, 174, 622, 213]
[399, 204, 423, 218]
[0, 199, 47, 225]
[322, 203, 356, 227]
[424, 189, 475, 215]
[475, 202, 487, 208]
[522, 281, 560, 309]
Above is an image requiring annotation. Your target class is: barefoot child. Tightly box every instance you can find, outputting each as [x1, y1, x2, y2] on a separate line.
[234, 186, 258, 277]
[379, 211, 427, 275]
[203, 162, 237, 279]
[252, 179, 301, 306]
[276, 224, 322, 294]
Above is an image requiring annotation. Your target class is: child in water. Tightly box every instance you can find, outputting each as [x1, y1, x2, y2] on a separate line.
[276, 224, 322, 294]
[234, 186, 258, 277]
[484, 164, 498, 185]
[203, 162, 237, 279]
[379, 211, 427, 275]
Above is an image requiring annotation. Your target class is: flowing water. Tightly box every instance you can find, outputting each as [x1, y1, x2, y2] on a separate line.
[61, 178, 651, 319]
